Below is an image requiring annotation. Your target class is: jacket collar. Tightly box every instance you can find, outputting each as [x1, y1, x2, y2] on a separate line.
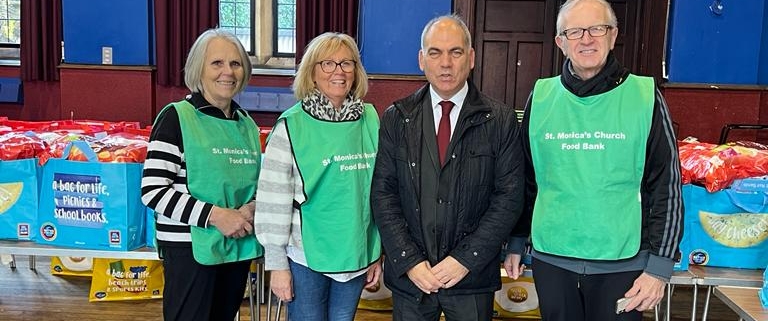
[394, 81, 490, 118]
[186, 92, 245, 120]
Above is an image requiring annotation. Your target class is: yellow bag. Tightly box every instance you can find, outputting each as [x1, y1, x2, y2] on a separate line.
[50, 256, 93, 276]
[493, 271, 541, 319]
[357, 271, 392, 311]
[88, 258, 164, 302]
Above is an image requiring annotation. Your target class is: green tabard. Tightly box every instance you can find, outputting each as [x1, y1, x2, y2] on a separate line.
[278, 102, 381, 272]
[168, 101, 263, 265]
[529, 75, 654, 260]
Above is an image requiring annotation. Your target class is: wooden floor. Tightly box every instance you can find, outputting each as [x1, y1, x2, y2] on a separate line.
[0, 256, 740, 321]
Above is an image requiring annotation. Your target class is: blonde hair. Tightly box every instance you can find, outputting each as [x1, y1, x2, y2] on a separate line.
[184, 28, 252, 94]
[292, 32, 368, 100]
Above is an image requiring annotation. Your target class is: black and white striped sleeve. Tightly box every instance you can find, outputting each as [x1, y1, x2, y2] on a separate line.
[141, 107, 213, 228]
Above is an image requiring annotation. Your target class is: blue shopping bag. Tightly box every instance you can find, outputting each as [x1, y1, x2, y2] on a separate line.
[145, 207, 156, 248]
[681, 184, 768, 269]
[760, 267, 768, 308]
[37, 141, 145, 251]
[0, 158, 39, 240]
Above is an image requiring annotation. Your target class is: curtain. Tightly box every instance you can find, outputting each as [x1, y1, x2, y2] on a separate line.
[154, 0, 219, 87]
[21, 0, 62, 82]
[296, 0, 359, 64]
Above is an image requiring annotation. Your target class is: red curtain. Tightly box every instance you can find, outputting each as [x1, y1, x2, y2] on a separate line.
[154, 0, 219, 87]
[21, 0, 62, 82]
[296, 0, 359, 64]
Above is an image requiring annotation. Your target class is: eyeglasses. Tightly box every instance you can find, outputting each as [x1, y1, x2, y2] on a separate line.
[559, 25, 614, 40]
[317, 60, 356, 73]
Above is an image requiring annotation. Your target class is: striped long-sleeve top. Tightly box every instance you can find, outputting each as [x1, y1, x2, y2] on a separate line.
[141, 93, 252, 249]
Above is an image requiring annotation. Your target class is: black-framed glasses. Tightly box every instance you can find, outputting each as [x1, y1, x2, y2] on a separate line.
[559, 25, 614, 40]
[317, 60, 356, 73]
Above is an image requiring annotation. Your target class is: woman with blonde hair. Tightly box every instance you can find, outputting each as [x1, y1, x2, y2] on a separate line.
[254, 32, 381, 321]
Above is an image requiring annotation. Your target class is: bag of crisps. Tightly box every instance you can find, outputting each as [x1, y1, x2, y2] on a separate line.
[89, 258, 163, 302]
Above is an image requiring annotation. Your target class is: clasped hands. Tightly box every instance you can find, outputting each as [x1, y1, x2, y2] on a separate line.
[208, 201, 255, 238]
[406, 256, 469, 294]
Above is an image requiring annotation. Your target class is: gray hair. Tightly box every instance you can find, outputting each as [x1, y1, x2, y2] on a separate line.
[420, 14, 472, 51]
[556, 0, 618, 35]
[292, 32, 368, 100]
[184, 28, 252, 94]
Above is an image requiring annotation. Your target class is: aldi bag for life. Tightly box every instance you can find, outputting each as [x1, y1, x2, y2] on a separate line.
[493, 270, 541, 319]
[760, 266, 767, 308]
[50, 256, 93, 276]
[680, 184, 768, 269]
[89, 258, 163, 302]
[37, 141, 145, 251]
[0, 158, 39, 240]
[358, 270, 392, 311]
[145, 207, 156, 248]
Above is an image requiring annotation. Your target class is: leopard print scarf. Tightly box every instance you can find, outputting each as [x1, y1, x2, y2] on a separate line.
[301, 89, 363, 121]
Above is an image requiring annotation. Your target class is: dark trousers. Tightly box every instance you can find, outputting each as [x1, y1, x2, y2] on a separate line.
[392, 291, 494, 321]
[161, 246, 251, 321]
[532, 258, 643, 321]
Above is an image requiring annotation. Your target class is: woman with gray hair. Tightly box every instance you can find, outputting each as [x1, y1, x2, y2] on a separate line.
[141, 28, 263, 321]
[254, 32, 382, 321]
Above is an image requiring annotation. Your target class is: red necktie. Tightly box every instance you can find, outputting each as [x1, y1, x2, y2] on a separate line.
[437, 100, 454, 164]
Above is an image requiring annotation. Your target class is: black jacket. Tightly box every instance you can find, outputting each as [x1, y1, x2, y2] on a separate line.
[371, 82, 524, 299]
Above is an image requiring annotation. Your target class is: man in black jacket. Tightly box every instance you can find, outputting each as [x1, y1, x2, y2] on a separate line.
[504, 1, 684, 320]
[371, 14, 525, 321]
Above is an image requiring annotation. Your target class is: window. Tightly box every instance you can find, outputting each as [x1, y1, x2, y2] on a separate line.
[220, 0, 296, 69]
[219, 0, 252, 53]
[274, 0, 295, 56]
[0, 0, 20, 60]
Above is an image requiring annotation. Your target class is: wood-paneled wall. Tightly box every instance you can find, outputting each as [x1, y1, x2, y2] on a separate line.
[663, 84, 768, 143]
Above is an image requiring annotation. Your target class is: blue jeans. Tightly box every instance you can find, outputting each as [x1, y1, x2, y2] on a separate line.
[287, 259, 366, 321]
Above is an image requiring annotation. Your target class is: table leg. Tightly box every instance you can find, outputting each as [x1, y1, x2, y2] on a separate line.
[701, 285, 712, 321]
[275, 299, 283, 321]
[691, 283, 698, 321]
[256, 265, 262, 320]
[247, 272, 256, 321]
[259, 263, 266, 304]
[664, 283, 672, 321]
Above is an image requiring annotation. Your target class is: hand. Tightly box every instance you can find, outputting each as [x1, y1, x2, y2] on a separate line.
[364, 259, 383, 290]
[208, 206, 253, 238]
[237, 201, 256, 225]
[270, 269, 294, 302]
[430, 256, 469, 289]
[406, 261, 444, 294]
[622, 272, 666, 312]
[503, 253, 525, 280]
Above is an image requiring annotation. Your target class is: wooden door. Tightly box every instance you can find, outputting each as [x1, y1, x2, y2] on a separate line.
[459, 0, 558, 110]
[455, 0, 666, 110]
